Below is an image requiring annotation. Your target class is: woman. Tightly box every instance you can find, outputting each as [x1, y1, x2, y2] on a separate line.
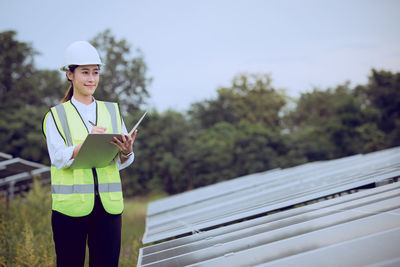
[42, 41, 137, 267]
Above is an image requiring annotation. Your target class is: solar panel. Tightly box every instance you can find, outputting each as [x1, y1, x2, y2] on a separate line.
[141, 181, 400, 253]
[142, 147, 400, 244]
[0, 155, 51, 200]
[139, 182, 400, 266]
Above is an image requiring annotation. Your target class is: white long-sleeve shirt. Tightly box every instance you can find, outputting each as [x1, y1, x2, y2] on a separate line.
[45, 96, 134, 170]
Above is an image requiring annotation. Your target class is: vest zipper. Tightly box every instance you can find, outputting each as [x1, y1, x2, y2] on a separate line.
[92, 168, 99, 196]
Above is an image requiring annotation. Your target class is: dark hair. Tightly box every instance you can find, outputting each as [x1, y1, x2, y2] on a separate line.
[61, 65, 78, 103]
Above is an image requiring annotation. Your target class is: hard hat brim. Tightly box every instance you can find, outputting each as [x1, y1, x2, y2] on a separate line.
[60, 63, 104, 72]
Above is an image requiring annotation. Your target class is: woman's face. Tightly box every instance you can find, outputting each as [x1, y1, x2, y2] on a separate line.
[67, 65, 100, 98]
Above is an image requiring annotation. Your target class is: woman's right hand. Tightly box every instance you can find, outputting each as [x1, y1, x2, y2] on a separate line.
[91, 126, 107, 134]
[71, 143, 83, 159]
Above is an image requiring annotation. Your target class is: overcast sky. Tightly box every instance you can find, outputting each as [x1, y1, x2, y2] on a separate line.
[1, 0, 399, 111]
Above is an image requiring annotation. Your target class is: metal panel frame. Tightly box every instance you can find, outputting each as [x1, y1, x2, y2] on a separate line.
[0, 155, 51, 200]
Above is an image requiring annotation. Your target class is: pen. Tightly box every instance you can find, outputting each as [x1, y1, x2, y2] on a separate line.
[88, 120, 96, 127]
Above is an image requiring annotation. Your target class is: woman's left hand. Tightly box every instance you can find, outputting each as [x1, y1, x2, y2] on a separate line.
[112, 130, 138, 158]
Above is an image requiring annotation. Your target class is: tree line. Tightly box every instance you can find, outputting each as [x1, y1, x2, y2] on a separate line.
[1, 30, 399, 196]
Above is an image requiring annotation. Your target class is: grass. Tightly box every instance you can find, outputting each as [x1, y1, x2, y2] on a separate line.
[0, 180, 164, 267]
[119, 195, 160, 267]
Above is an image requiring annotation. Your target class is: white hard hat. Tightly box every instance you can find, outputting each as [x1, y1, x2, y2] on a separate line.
[60, 41, 103, 71]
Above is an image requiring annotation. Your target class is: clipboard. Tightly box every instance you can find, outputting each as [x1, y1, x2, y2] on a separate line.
[69, 111, 147, 169]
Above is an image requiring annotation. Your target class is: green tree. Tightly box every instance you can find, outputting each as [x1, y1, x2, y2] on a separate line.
[0, 31, 51, 163]
[285, 81, 388, 163]
[189, 73, 287, 130]
[121, 110, 193, 195]
[233, 120, 281, 176]
[0, 31, 37, 106]
[283, 126, 334, 165]
[188, 122, 236, 188]
[90, 29, 151, 114]
[0, 103, 49, 163]
[221, 73, 286, 128]
[32, 69, 65, 107]
[188, 73, 289, 187]
[355, 69, 400, 146]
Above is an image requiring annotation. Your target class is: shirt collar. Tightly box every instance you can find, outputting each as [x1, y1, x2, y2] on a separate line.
[71, 96, 96, 111]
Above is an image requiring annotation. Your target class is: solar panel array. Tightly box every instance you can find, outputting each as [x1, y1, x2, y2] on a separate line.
[0, 152, 50, 200]
[138, 146, 400, 266]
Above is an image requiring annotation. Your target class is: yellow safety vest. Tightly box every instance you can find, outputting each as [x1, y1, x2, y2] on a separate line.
[43, 100, 124, 217]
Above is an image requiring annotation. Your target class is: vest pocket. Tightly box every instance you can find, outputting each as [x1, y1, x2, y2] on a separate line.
[109, 191, 123, 201]
[52, 193, 67, 202]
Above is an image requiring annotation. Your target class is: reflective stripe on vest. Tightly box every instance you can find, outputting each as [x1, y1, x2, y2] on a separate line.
[104, 101, 118, 134]
[52, 183, 122, 194]
[55, 103, 73, 147]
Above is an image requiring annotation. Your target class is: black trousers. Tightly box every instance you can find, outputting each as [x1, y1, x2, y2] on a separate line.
[51, 196, 122, 267]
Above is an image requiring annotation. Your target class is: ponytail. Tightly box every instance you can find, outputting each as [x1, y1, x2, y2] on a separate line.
[61, 83, 73, 103]
[60, 65, 78, 103]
